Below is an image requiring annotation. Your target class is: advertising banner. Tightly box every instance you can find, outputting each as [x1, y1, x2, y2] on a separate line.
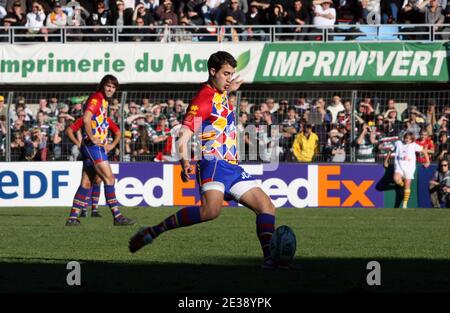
[0, 43, 263, 84]
[0, 162, 82, 207]
[1, 42, 449, 84]
[254, 42, 450, 83]
[0, 162, 385, 208]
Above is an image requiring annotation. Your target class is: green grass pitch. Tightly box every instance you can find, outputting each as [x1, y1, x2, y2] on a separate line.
[0, 207, 449, 293]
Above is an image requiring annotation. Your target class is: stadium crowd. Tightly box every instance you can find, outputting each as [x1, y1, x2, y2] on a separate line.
[0, 93, 190, 162]
[238, 94, 447, 164]
[0, 91, 448, 165]
[1, 0, 449, 42]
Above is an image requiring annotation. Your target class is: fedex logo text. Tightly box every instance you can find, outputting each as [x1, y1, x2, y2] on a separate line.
[115, 164, 207, 207]
[115, 164, 379, 208]
[261, 165, 375, 208]
[0, 162, 381, 208]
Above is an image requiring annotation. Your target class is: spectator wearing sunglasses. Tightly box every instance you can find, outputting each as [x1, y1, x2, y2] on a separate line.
[429, 159, 450, 208]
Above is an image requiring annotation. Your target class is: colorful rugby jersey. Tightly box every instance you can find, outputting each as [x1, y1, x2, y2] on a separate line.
[83, 91, 110, 146]
[71, 116, 119, 134]
[183, 84, 238, 164]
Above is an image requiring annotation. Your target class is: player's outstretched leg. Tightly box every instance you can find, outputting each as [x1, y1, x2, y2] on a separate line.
[66, 186, 90, 226]
[129, 190, 223, 253]
[104, 184, 135, 226]
[129, 205, 203, 253]
[238, 186, 277, 269]
[90, 182, 102, 217]
[256, 213, 276, 269]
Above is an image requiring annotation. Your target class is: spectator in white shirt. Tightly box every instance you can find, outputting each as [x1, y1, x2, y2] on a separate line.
[326, 95, 345, 124]
[311, 0, 336, 40]
[313, 0, 336, 28]
[25, 2, 46, 39]
[0, 4, 7, 20]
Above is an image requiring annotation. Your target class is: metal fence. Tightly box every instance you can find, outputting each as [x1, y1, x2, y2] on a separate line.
[122, 90, 197, 162]
[238, 89, 450, 163]
[5, 90, 123, 162]
[2, 24, 450, 44]
[2, 89, 450, 164]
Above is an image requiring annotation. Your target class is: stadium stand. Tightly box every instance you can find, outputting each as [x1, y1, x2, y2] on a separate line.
[2, 0, 450, 164]
[2, 89, 450, 165]
[1, 0, 450, 43]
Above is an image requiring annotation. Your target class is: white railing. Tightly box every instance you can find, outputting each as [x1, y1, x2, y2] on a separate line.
[1, 24, 450, 44]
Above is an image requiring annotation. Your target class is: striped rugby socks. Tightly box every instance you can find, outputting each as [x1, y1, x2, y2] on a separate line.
[104, 184, 123, 219]
[147, 206, 202, 238]
[91, 183, 101, 214]
[69, 186, 90, 219]
[256, 213, 275, 263]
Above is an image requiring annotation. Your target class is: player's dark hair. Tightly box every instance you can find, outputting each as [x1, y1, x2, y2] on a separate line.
[97, 74, 119, 92]
[208, 51, 237, 72]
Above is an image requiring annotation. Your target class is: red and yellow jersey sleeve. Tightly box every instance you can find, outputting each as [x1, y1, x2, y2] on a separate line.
[70, 117, 83, 132]
[182, 86, 214, 132]
[85, 92, 103, 115]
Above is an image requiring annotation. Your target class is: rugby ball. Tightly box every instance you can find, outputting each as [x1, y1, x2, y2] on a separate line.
[270, 225, 297, 263]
